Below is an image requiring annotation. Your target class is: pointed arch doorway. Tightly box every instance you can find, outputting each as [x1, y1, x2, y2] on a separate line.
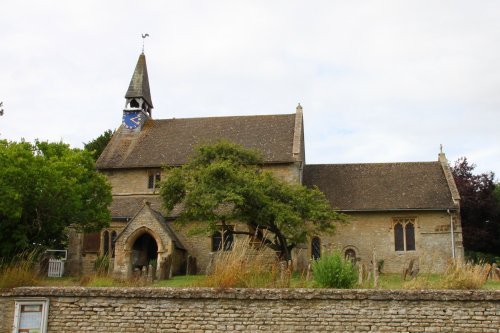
[131, 233, 158, 271]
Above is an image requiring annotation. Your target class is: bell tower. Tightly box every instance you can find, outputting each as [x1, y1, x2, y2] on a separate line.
[122, 53, 153, 130]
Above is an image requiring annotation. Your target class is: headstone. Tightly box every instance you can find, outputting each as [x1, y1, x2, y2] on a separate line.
[372, 250, 379, 288]
[492, 264, 500, 281]
[159, 257, 168, 280]
[147, 264, 154, 282]
[402, 259, 419, 281]
[358, 263, 364, 285]
[205, 253, 215, 275]
[306, 262, 312, 281]
[186, 256, 197, 275]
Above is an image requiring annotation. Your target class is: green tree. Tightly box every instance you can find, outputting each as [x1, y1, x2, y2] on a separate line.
[160, 141, 347, 261]
[84, 129, 113, 161]
[0, 140, 112, 257]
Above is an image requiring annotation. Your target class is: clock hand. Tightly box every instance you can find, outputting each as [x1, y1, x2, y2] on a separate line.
[130, 116, 141, 124]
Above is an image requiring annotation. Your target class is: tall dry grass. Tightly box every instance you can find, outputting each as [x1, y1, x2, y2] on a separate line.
[0, 249, 42, 288]
[440, 260, 490, 289]
[201, 238, 289, 288]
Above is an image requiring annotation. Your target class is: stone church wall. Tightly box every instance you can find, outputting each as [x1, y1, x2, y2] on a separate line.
[103, 163, 300, 196]
[103, 169, 159, 195]
[319, 211, 463, 273]
[1, 288, 498, 332]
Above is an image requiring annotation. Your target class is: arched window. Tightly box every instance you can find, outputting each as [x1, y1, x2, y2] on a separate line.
[212, 226, 234, 252]
[212, 230, 222, 252]
[394, 223, 404, 251]
[345, 249, 356, 263]
[311, 237, 321, 260]
[130, 98, 139, 108]
[111, 231, 117, 258]
[103, 230, 110, 256]
[394, 218, 416, 252]
[405, 222, 415, 251]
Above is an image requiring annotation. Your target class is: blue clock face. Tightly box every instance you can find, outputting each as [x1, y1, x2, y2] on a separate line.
[122, 112, 142, 129]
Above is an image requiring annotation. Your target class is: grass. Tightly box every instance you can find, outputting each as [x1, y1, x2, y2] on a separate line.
[483, 280, 500, 290]
[2, 248, 498, 290]
[0, 250, 41, 288]
[153, 275, 205, 287]
[8, 273, 500, 290]
[200, 238, 290, 288]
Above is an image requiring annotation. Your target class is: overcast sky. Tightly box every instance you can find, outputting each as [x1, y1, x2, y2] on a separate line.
[1, 1, 499, 177]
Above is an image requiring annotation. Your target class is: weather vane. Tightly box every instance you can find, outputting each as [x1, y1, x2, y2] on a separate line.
[142, 33, 150, 53]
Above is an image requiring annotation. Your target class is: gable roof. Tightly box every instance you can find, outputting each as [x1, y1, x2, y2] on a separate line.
[114, 201, 185, 250]
[303, 162, 457, 211]
[110, 195, 183, 218]
[97, 113, 297, 169]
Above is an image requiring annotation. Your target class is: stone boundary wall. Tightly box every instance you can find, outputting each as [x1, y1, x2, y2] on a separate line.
[1, 287, 499, 332]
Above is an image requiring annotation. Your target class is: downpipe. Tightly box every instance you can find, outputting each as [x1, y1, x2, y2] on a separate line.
[447, 209, 456, 259]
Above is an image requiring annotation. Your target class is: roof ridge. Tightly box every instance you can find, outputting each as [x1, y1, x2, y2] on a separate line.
[152, 113, 295, 122]
[305, 161, 439, 167]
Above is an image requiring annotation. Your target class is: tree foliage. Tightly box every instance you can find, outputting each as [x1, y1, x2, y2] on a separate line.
[160, 141, 347, 261]
[451, 157, 500, 255]
[0, 140, 112, 257]
[84, 129, 113, 161]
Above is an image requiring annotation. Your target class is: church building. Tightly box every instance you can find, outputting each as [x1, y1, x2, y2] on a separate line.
[67, 53, 463, 277]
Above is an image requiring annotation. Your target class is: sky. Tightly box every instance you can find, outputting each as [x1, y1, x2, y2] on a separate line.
[1, 1, 499, 177]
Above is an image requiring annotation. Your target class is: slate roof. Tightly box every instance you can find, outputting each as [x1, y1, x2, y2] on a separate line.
[97, 114, 297, 169]
[303, 162, 457, 211]
[125, 53, 153, 107]
[110, 195, 164, 218]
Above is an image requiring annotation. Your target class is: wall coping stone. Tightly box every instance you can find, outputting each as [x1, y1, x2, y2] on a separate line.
[1, 287, 499, 302]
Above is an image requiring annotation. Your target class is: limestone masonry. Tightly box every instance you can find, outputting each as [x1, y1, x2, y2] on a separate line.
[1, 287, 499, 332]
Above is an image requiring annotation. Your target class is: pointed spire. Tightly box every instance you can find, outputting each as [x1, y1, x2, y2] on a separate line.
[296, 103, 303, 112]
[125, 53, 153, 109]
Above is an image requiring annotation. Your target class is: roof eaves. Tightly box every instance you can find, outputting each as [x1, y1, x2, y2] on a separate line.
[338, 207, 459, 213]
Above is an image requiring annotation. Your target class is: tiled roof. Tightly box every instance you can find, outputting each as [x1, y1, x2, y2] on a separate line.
[97, 114, 297, 169]
[303, 162, 456, 211]
[110, 195, 164, 218]
[110, 195, 183, 218]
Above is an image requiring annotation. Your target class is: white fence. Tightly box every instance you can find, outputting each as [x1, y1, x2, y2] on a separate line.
[48, 259, 65, 277]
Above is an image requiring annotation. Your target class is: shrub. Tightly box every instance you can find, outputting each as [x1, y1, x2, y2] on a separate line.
[312, 251, 358, 288]
[465, 250, 499, 265]
[440, 260, 489, 289]
[93, 255, 110, 275]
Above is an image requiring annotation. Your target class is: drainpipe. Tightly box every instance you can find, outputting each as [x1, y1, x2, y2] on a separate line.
[447, 209, 456, 259]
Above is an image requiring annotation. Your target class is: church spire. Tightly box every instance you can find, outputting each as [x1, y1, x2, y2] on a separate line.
[125, 53, 153, 117]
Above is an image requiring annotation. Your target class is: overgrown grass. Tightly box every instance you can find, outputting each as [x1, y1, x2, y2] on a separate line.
[200, 238, 291, 288]
[439, 261, 490, 289]
[0, 249, 42, 288]
[3, 249, 498, 290]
